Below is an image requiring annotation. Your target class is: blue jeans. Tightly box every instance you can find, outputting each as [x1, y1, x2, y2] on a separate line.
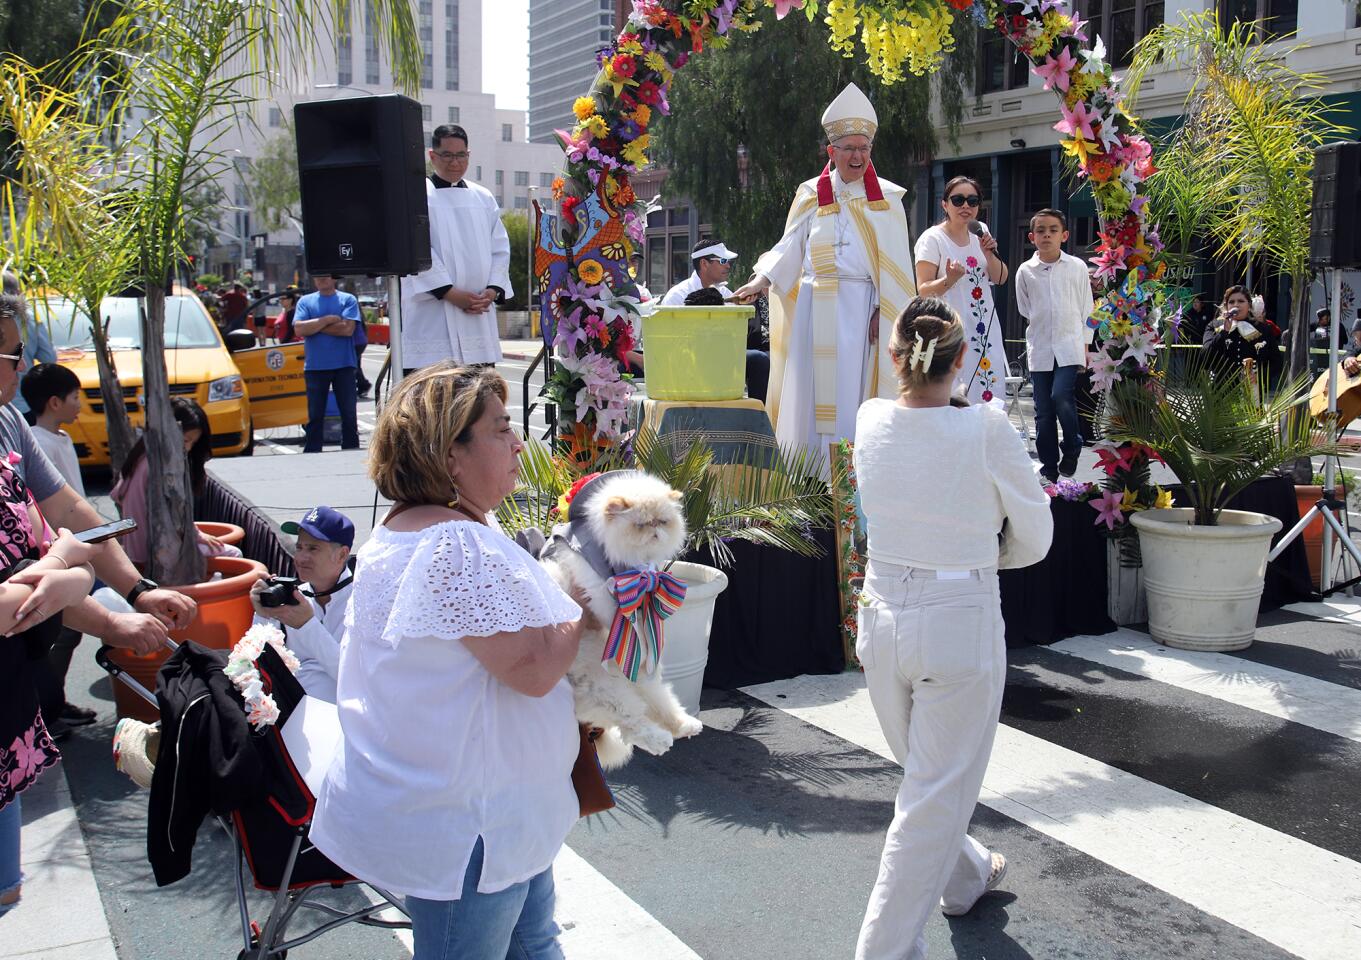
[405, 838, 563, 960]
[1031, 365, 1082, 473]
[745, 349, 770, 404]
[0, 796, 21, 917]
[303, 367, 359, 453]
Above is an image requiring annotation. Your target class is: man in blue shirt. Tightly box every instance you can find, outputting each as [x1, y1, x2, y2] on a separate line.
[293, 274, 360, 452]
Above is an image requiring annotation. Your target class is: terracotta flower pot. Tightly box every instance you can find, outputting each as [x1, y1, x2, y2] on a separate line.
[194, 520, 245, 547]
[1294, 484, 1345, 590]
[108, 555, 267, 722]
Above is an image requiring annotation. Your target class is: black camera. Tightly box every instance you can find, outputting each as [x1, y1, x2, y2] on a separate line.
[257, 576, 303, 608]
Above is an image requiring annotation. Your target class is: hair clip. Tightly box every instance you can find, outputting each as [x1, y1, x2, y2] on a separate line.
[909, 332, 938, 372]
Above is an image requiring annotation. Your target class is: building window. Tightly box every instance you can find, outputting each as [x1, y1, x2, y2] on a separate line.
[502, 123, 513, 142]
[1217, 0, 1296, 41]
[422, 104, 432, 121]
[448, 105, 460, 123]
[268, 107, 282, 128]
[476, 165, 482, 181]
[495, 170, 504, 186]
[514, 196, 529, 210]
[514, 170, 529, 186]
[540, 171, 554, 187]
[419, 0, 434, 89]
[445, 1, 459, 90]
[1076, 1, 1165, 67]
[977, 30, 1029, 94]
[365, 0, 381, 84]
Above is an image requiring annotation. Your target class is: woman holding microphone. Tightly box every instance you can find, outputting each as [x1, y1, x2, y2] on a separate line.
[1201, 284, 1282, 386]
[852, 296, 1052, 960]
[914, 176, 1011, 406]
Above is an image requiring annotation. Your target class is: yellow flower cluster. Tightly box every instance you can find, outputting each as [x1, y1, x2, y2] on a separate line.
[622, 133, 651, 168]
[642, 51, 672, 83]
[579, 114, 608, 139]
[572, 96, 597, 121]
[824, 0, 956, 81]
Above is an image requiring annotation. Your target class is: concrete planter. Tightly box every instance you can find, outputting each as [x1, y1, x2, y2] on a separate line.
[1130, 508, 1282, 652]
[659, 560, 729, 716]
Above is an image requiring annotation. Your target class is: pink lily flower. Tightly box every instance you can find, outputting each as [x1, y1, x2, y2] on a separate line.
[1091, 247, 1127, 283]
[1054, 100, 1098, 141]
[1033, 46, 1078, 93]
[1091, 489, 1125, 531]
[771, 0, 805, 19]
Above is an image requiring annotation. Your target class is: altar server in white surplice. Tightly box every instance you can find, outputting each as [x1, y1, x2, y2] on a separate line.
[733, 83, 915, 457]
[399, 124, 513, 372]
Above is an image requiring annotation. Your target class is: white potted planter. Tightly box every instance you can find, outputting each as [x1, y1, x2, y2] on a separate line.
[1130, 508, 1283, 651]
[659, 560, 729, 716]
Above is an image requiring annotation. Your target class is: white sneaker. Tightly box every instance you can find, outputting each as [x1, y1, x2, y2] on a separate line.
[941, 852, 1007, 916]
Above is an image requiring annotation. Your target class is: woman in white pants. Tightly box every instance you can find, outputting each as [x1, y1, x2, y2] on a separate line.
[853, 296, 1052, 960]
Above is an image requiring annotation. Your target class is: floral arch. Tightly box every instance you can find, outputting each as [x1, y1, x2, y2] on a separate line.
[536, 0, 1165, 460]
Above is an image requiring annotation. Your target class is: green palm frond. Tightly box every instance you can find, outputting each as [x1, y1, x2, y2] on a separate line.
[1104, 362, 1334, 525]
[496, 426, 833, 568]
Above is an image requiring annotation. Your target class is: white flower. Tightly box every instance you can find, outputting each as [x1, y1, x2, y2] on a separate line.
[241, 623, 285, 647]
[246, 695, 280, 730]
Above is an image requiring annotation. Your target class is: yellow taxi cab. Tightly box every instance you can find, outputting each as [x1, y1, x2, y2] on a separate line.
[34, 293, 308, 466]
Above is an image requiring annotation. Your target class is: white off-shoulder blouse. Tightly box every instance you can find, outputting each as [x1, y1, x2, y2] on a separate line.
[310, 519, 582, 900]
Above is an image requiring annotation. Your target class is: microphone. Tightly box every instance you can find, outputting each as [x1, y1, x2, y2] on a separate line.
[968, 221, 987, 238]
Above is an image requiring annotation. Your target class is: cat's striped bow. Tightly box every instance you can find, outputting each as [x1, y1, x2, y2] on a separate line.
[602, 569, 687, 682]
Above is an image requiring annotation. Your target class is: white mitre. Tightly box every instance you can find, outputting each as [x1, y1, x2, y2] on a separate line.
[821, 82, 878, 142]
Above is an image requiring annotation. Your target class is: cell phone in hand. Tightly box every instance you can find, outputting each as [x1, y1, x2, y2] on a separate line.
[73, 518, 138, 544]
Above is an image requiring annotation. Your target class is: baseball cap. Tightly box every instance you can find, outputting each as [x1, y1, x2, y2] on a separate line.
[281, 506, 355, 548]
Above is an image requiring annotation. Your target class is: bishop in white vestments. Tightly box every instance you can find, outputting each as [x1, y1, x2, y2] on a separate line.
[734, 84, 916, 457]
[400, 126, 513, 371]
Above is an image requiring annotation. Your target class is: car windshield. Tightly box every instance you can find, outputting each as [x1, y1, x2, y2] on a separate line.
[36, 296, 221, 351]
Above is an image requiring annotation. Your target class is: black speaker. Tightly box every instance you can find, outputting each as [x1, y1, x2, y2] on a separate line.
[294, 94, 431, 276]
[1310, 141, 1361, 268]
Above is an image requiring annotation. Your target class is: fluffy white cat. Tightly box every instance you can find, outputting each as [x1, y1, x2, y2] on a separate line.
[540, 472, 703, 769]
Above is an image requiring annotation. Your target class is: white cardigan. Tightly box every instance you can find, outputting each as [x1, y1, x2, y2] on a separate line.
[854, 400, 1053, 571]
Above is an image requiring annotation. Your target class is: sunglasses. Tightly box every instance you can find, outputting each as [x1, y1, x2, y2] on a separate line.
[703, 256, 734, 265]
[947, 194, 981, 208]
[0, 342, 24, 369]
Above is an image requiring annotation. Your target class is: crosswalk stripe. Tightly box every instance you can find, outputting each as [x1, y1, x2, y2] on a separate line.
[1049, 628, 1361, 743]
[742, 671, 1361, 960]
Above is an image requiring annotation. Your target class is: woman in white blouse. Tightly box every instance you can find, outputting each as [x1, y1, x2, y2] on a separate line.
[852, 297, 1052, 960]
[914, 175, 1010, 407]
[310, 362, 585, 960]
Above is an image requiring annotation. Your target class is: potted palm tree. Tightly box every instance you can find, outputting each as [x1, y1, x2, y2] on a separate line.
[1104, 363, 1333, 651]
[497, 427, 831, 714]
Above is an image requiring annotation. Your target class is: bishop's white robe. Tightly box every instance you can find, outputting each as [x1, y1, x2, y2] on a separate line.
[755, 168, 916, 458]
[399, 178, 512, 368]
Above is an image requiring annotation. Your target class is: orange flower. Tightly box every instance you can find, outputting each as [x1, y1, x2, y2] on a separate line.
[577, 259, 605, 285]
[551, 177, 565, 201]
[631, 104, 652, 126]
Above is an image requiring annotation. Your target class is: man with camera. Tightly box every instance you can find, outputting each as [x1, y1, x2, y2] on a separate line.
[249, 506, 355, 703]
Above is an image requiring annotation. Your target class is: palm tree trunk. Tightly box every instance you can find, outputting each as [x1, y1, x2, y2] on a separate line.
[90, 313, 135, 473]
[140, 285, 202, 584]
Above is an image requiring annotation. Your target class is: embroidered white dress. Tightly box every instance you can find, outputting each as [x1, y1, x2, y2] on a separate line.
[914, 224, 1009, 407]
[310, 520, 581, 900]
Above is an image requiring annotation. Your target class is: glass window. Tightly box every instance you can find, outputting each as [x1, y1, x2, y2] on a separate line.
[514, 170, 529, 186]
[268, 107, 282, 128]
[976, 32, 1029, 94]
[448, 105, 460, 123]
[1219, 1, 1295, 40]
[495, 170, 504, 186]
[1080, 0, 1165, 66]
[540, 172, 554, 187]
[40, 296, 221, 351]
[502, 123, 513, 142]
[670, 240, 690, 288]
[514, 196, 528, 209]
[668, 206, 690, 226]
[647, 237, 666, 291]
[422, 104, 432, 121]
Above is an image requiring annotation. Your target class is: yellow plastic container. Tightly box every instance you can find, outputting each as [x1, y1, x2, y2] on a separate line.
[641, 305, 754, 401]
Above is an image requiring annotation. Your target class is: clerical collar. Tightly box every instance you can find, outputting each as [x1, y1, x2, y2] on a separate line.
[430, 173, 467, 189]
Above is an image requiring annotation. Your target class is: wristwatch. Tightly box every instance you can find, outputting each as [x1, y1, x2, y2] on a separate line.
[125, 577, 159, 608]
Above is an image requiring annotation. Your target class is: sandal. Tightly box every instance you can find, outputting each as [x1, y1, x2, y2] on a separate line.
[941, 852, 1007, 916]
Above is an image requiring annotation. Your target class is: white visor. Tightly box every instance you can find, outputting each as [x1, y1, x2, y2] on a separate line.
[692, 242, 738, 261]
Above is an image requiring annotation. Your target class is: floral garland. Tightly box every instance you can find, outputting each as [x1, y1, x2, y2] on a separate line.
[224, 624, 300, 730]
[550, 0, 1168, 513]
[830, 439, 865, 666]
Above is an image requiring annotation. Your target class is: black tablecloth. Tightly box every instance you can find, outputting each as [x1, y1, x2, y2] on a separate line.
[1000, 499, 1115, 648]
[694, 527, 844, 690]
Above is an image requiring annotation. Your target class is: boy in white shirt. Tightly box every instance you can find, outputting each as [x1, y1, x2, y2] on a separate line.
[20, 362, 85, 497]
[1014, 209, 1095, 482]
